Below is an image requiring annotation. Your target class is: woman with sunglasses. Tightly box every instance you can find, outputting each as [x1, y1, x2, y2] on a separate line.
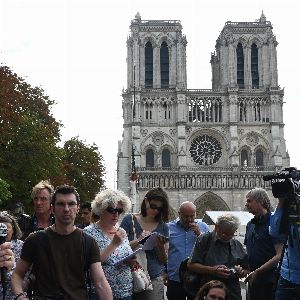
[0, 211, 23, 299]
[84, 189, 133, 300]
[120, 187, 170, 300]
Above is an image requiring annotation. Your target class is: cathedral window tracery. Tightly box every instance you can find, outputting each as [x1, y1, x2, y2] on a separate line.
[160, 41, 169, 88]
[145, 42, 153, 88]
[236, 43, 244, 88]
[146, 148, 155, 169]
[251, 44, 259, 88]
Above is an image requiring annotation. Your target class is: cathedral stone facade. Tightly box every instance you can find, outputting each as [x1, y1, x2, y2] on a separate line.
[117, 13, 290, 216]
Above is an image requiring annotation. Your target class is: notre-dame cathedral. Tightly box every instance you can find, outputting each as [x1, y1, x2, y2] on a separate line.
[117, 12, 290, 216]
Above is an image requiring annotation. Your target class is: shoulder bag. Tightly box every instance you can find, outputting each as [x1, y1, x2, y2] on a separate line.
[179, 232, 212, 297]
[130, 214, 153, 293]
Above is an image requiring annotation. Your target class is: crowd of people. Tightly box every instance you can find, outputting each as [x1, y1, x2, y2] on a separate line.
[0, 181, 298, 300]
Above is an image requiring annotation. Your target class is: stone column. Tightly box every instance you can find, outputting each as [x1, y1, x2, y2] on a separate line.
[170, 44, 176, 88]
[153, 46, 160, 88]
[140, 44, 145, 88]
[228, 42, 237, 87]
[244, 45, 251, 89]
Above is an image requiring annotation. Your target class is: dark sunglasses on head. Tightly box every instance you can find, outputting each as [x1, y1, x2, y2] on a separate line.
[106, 207, 124, 214]
[149, 203, 162, 211]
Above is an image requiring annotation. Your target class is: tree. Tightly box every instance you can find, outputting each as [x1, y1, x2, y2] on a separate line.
[63, 137, 106, 202]
[0, 178, 12, 206]
[0, 65, 63, 210]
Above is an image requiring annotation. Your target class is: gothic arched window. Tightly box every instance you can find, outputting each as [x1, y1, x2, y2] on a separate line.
[160, 42, 169, 88]
[162, 148, 171, 168]
[241, 149, 249, 167]
[251, 44, 259, 88]
[236, 43, 244, 88]
[145, 42, 153, 88]
[146, 149, 155, 169]
[255, 149, 264, 166]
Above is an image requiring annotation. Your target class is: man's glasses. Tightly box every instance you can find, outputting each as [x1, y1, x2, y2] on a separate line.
[106, 207, 124, 214]
[149, 203, 162, 211]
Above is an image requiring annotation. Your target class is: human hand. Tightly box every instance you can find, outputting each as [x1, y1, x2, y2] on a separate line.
[213, 265, 231, 279]
[138, 230, 151, 242]
[233, 265, 248, 278]
[111, 228, 127, 247]
[245, 269, 259, 284]
[0, 242, 14, 270]
[189, 223, 201, 236]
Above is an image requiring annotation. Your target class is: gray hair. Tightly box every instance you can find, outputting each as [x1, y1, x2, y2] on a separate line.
[216, 214, 240, 232]
[246, 188, 271, 211]
[92, 189, 131, 216]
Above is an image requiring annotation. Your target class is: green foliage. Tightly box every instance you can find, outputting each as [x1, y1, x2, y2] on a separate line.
[0, 65, 63, 210]
[0, 178, 12, 205]
[63, 137, 106, 202]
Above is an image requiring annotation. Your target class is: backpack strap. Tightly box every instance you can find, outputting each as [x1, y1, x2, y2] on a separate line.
[83, 232, 93, 298]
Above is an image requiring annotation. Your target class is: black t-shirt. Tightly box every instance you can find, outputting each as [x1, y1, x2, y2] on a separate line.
[21, 227, 100, 300]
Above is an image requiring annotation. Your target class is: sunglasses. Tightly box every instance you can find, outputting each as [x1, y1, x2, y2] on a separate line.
[106, 207, 124, 214]
[149, 203, 162, 211]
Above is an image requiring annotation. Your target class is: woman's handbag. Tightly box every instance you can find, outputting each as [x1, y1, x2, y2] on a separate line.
[130, 214, 153, 293]
[131, 263, 152, 293]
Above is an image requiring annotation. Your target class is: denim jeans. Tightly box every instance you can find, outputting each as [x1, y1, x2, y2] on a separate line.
[275, 276, 300, 300]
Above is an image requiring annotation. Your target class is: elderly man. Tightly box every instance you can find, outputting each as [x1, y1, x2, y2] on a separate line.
[166, 201, 209, 300]
[244, 188, 284, 300]
[17, 180, 55, 240]
[188, 214, 248, 300]
[12, 185, 113, 300]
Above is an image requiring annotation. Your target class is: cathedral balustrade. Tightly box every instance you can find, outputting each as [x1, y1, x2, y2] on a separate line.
[137, 170, 274, 190]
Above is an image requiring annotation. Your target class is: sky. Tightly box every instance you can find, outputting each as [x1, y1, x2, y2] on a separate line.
[1, 0, 299, 190]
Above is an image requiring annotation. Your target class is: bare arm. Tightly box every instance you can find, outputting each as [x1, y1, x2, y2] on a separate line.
[245, 243, 283, 284]
[188, 262, 231, 279]
[156, 238, 169, 264]
[100, 228, 127, 262]
[11, 258, 31, 299]
[90, 262, 113, 300]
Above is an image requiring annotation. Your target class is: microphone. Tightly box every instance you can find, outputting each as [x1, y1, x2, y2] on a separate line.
[0, 223, 8, 300]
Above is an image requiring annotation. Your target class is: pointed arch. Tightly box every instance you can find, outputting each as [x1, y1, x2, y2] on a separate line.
[160, 41, 169, 88]
[145, 41, 153, 88]
[194, 192, 229, 218]
[146, 148, 155, 169]
[236, 43, 244, 88]
[162, 148, 171, 169]
[255, 148, 264, 167]
[251, 43, 259, 88]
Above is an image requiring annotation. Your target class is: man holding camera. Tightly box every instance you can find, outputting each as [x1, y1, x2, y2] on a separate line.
[270, 196, 300, 299]
[244, 188, 284, 300]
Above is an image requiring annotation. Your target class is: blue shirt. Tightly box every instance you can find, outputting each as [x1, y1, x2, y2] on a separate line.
[270, 207, 300, 284]
[167, 218, 209, 282]
[120, 213, 169, 279]
[245, 212, 283, 283]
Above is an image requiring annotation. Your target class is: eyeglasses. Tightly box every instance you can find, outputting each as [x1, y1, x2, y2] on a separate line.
[106, 207, 124, 214]
[149, 203, 162, 211]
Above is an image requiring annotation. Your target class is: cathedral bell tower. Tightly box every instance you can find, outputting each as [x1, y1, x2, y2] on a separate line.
[117, 13, 290, 214]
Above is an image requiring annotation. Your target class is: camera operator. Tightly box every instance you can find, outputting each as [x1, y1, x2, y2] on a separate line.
[269, 197, 300, 300]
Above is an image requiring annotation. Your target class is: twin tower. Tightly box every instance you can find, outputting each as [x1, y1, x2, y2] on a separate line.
[117, 12, 289, 215]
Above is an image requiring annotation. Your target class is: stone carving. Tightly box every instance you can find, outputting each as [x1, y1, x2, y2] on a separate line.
[261, 128, 268, 135]
[140, 129, 148, 137]
[246, 132, 259, 146]
[238, 129, 245, 135]
[169, 129, 176, 136]
[152, 132, 164, 146]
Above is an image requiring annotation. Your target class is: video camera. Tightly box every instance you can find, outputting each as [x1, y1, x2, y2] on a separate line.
[263, 167, 300, 234]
